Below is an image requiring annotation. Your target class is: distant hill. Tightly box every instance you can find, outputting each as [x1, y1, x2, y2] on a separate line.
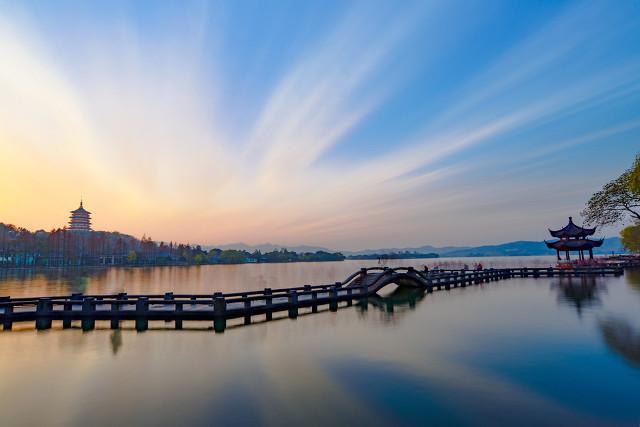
[206, 242, 334, 254]
[439, 237, 624, 258]
[341, 245, 468, 257]
[208, 237, 625, 258]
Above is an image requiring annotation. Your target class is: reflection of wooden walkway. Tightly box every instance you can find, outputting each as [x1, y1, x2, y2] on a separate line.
[0, 266, 624, 332]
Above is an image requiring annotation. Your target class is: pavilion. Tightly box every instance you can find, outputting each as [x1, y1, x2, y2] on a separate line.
[545, 217, 603, 261]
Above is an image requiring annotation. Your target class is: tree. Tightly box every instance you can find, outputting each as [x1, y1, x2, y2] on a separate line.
[582, 167, 640, 227]
[127, 250, 138, 263]
[631, 154, 640, 195]
[621, 225, 640, 253]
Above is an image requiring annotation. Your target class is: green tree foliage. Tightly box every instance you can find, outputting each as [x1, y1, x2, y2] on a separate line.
[621, 225, 640, 253]
[631, 154, 640, 195]
[582, 162, 640, 227]
[127, 250, 138, 263]
[219, 250, 250, 264]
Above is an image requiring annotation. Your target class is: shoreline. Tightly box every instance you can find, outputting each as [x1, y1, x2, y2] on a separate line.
[0, 253, 635, 274]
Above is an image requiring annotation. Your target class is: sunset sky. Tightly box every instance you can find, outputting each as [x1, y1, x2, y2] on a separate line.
[1, 0, 639, 250]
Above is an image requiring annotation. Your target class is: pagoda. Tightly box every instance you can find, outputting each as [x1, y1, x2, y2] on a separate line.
[545, 217, 603, 261]
[68, 200, 92, 231]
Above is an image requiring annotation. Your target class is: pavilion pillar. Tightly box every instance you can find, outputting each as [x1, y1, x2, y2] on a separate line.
[565, 251, 570, 261]
[589, 249, 593, 259]
[556, 250, 560, 261]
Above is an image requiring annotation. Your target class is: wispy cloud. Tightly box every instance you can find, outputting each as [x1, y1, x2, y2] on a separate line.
[0, 1, 639, 247]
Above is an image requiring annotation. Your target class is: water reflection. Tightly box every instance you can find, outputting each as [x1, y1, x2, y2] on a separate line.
[625, 268, 640, 296]
[0, 257, 557, 298]
[551, 276, 605, 317]
[599, 317, 640, 369]
[366, 286, 426, 318]
[110, 329, 123, 355]
[1, 266, 640, 425]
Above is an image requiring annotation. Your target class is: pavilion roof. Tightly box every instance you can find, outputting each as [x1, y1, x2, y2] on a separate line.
[549, 217, 596, 238]
[545, 238, 603, 251]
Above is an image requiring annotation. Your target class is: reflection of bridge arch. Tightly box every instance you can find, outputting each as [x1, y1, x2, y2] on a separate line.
[366, 286, 426, 311]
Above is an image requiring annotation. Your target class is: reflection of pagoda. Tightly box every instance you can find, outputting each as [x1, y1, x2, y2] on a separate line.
[545, 217, 603, 261]
[68, 200, 92, 231]
[552, 276, 602, 317]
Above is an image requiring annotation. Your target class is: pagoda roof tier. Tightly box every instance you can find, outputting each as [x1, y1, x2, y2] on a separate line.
[70, 207, 91, 215]
[70, 200, 91, 215]
[545, 238, 603, 251]
[549, 217, 595, 238]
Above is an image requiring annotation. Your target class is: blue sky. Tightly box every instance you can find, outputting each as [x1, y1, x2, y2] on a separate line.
[0, 0, 639, 249]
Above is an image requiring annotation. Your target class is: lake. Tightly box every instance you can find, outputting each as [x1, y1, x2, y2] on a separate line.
[1, 257, 639, 426]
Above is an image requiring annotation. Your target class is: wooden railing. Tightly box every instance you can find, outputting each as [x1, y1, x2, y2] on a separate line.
[0, 265, 624, 332]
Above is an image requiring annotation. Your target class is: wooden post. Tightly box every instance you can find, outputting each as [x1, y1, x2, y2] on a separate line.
[82, 297, 95, 331]
[110, 299, 120, 330]
[2, 303, 12, 330]
[360, 268, 367, 283]
[288, 290, 298, 318]
[330, 285, 338, 312]
[62, 299, 72, 329]
[35, 298, 53, 330]
[175, 302, 183, 330]
[264, 288, 273, 321]
[213, 294, 226, 333]
[311, 290, 318, 313]
[135, 297, 149, 332]
[346, 288, 353, 306]
[243, 296, 251, 325]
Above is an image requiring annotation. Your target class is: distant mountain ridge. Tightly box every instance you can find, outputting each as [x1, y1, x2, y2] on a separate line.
[205, 242, 333, 254]
[207, 237, 625, 257]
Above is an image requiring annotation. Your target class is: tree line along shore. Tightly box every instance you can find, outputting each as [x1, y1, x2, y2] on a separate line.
[0, 225, 347, 268]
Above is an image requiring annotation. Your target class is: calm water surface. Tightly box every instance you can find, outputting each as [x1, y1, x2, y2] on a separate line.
[1, 257, 639, 426]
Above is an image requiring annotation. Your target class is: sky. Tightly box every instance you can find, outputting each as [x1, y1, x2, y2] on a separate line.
[0, 0, 639, 250]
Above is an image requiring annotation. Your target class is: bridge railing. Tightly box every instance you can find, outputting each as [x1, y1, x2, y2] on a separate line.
[0, 265, 625, 331]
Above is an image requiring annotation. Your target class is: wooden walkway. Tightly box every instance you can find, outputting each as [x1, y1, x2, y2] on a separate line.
[0, 266, 624, 332]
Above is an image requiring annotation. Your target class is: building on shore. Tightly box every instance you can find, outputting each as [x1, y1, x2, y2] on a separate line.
[545, 216, 603, 261]
[68, 200, 92, 231]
